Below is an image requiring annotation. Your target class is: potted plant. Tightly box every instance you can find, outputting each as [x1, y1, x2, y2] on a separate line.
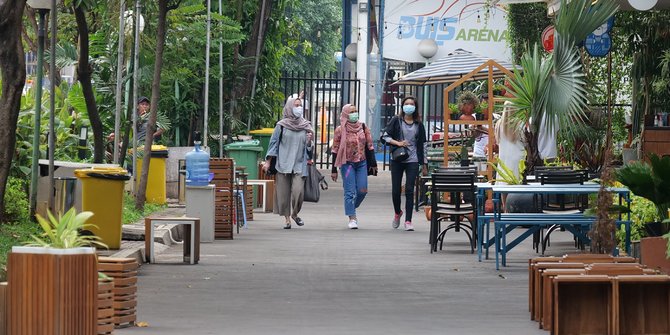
[449, 104, 460, 120]
[616, 154, 670, 272]
[7, 208, 105, 335]
[488, 157, 539, 213]
[457, 91, 479, 121]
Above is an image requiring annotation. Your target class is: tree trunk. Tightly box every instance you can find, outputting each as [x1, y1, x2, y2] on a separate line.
[74, 6, 105, 163]
[523, 128, 542, 180]
[232, 0, 274, 101]
[135, 0, 170, 210]
[0, 0, 27, 222]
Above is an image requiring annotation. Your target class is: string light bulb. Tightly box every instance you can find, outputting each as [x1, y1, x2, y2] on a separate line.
[385, 21, 388, 30]
[430, 21, 434, 32]
[441, 19, 447, 31]
[398, 27, 402, 39]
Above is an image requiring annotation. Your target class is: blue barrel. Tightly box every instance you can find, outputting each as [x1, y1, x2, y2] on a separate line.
[185, 133, 210, 186]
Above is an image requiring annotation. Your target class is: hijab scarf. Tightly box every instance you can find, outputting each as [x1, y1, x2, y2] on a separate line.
[277, 97, 314, 133]
[334, 104, 364, 167]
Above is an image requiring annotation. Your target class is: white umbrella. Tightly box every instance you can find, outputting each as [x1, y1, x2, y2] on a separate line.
[393, 48, 515, 86]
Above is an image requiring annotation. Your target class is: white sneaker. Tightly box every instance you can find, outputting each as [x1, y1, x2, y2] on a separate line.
[348, 220, 359, 229]
[404, 221, 414, 231]
[392, 211, 403, 229]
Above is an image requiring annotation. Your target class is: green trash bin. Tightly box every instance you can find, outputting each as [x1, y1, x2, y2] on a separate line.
[225, 140, 263, 208]
[249, 128, 275, 156]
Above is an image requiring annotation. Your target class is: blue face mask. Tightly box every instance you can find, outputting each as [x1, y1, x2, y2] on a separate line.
[403, 105, 416, 114]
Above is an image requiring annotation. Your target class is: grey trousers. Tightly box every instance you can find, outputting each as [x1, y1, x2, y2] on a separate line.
[274, 172, 305, 217]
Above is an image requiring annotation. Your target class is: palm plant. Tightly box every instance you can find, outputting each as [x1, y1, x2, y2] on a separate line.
[506, 0, 619, 252]
[506, 0, 619, 174]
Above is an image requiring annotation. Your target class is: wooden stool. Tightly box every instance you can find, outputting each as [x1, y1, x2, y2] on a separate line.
[144, 217, 200, 264]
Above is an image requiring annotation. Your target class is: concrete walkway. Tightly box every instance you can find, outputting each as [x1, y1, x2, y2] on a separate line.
[116, 170, 581, 335]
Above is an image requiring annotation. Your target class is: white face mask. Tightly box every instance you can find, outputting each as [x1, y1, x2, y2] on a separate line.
[292, 106, 304, 118]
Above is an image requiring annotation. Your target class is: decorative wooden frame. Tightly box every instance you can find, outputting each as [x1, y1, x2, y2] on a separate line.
[442, 60, 515, 179]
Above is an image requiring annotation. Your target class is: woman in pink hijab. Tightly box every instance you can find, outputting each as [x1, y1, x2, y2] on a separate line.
[330, 104, 377, 229]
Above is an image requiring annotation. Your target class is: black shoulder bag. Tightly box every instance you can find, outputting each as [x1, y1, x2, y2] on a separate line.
[390, 118, 409, 162]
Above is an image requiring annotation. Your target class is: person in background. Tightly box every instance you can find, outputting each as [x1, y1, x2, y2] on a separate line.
[262, 97, 314, 229]
[381, 96, 427, 231]
[107, 96, 164, 144]
[330, 104, 376, 229]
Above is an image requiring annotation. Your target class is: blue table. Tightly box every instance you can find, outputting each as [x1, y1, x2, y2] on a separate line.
[474, 184, 631, 270]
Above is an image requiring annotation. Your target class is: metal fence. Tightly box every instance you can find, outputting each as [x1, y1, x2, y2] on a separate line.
[280, 71, 463, 170]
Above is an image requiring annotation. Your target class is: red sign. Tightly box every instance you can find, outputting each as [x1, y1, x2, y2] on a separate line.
[542, 26, 555, 53]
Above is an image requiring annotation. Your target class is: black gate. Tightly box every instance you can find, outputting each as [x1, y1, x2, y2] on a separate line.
[280, 70, 462, 170]
[279, 71, 360, 170]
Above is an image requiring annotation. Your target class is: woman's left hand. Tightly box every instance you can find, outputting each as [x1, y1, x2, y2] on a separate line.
[422, 165, 428, 176]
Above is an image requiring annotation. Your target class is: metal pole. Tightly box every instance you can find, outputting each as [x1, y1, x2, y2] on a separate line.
[218, 0, 224, 157]
[131, 0, 141, 194]
[246, 0, 267, 133]
[48, 0, 57, 212]
[29, 10, 47, 216]
[114, 0, 126, 164]
[204, 0, 211, 148]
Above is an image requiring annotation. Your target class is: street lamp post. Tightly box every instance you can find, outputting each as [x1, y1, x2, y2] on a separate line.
[28, 0, 52, 216]
[418, 39, 438, 132]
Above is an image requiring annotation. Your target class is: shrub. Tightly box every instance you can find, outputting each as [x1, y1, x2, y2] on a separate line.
[3, 177, 30, 224]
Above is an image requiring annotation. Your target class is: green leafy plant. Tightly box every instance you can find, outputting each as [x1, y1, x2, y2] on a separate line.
[2, 177, 30, 224]
[456, 90, 479, 112]
[616, 153, 670, 235]
[25, 208, 107, 249]
[488, 156, 526, 185]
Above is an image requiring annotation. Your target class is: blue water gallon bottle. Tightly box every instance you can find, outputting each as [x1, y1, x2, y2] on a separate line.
[185, 131, 210, 186]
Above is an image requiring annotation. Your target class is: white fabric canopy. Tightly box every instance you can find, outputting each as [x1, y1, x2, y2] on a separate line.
[393, 48, 515, 86]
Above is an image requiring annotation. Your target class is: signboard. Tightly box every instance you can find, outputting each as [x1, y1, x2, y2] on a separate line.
[542, 26, 554, 53]
[585, 16, 614, 57]
[383, 0, 512, 63]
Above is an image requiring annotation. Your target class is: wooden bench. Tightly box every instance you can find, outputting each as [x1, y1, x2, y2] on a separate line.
[144, 217, 200, 264]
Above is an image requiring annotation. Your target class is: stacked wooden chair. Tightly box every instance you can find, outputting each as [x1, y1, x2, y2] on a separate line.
[210, 158, 236, 239]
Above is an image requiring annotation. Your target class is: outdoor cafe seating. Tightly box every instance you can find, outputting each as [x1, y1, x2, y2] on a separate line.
[429, 172, 478, 254]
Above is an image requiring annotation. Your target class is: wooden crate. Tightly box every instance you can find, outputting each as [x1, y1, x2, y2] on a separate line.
[98, 257, 138, 329]
[215, 188, 234, 239]
[245, 184, 254, 221]
[617, 275, 670, 335]
[98, 279, 114, 335]
[553, 275, 613, 335]
[211, 158, 235, 240]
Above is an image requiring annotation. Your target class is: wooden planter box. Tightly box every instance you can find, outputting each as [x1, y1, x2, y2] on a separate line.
[640, 236, 670, 274]
[7, 247, 98, 335]
[0, 282, 6, 335]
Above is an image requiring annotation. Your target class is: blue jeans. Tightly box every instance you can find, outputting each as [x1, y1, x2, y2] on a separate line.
[341, 161, 368, 217]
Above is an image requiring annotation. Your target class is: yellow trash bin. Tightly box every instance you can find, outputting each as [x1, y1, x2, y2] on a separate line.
[135, 145, 169, 204]
[74, 167, 130, 250]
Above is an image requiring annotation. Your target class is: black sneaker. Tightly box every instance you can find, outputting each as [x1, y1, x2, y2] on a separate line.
[293, 217, 304, 226]
[283, 223, 291, 229]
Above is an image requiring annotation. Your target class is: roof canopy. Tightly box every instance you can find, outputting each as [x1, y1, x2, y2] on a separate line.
[393, 49, 516, 86]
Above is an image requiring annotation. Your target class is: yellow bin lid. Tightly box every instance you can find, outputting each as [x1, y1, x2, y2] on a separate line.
[249, 128, 275, 135]
[74, 167, 130, 180]
[151, 144, 168, 151]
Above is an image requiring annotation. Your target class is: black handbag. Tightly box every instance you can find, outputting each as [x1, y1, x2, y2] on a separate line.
[390, 119, 409, 162]
[362, 124, 378, 176]
[303, 164, 328, 203]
